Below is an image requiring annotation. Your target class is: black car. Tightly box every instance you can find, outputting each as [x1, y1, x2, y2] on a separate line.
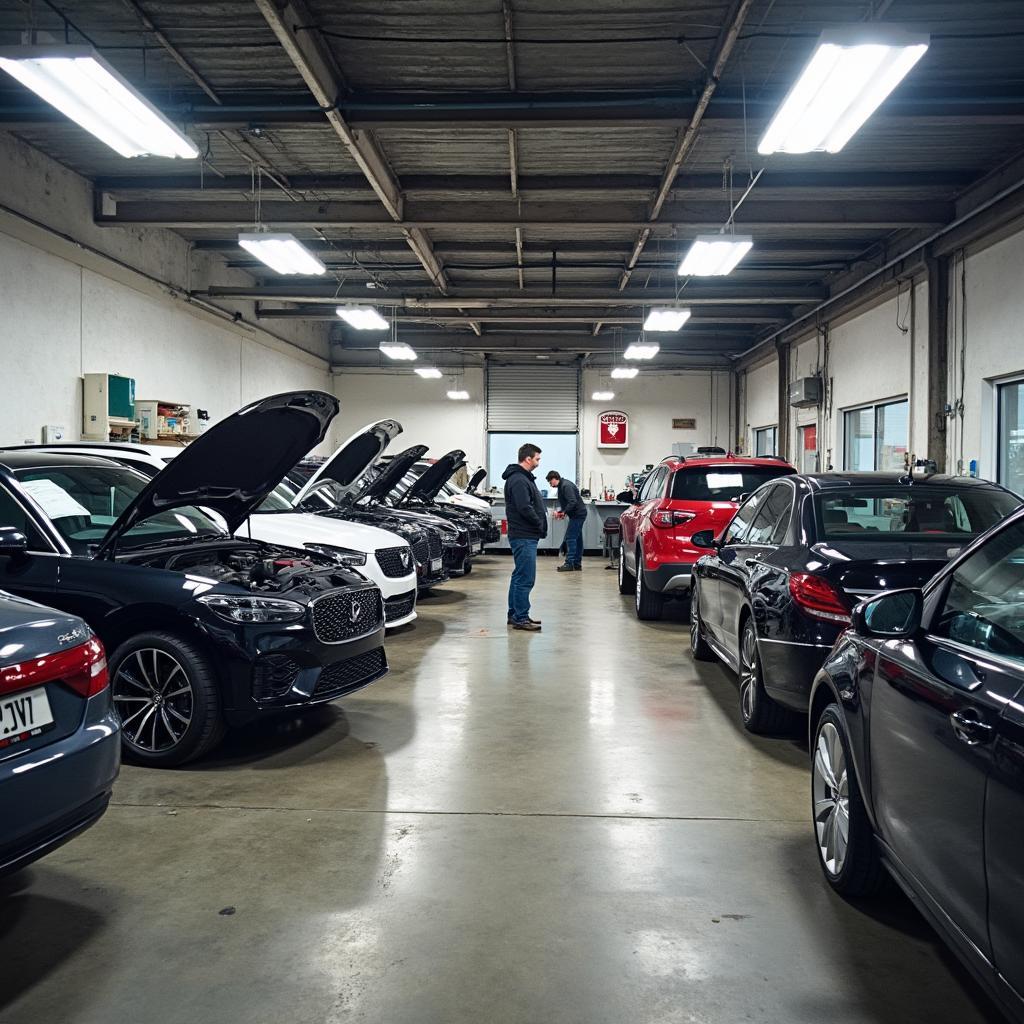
[808, 505, 1024, 1023]
[0, 589, 120, 874]
[690, 472, 1021, 733]
[0, 392, 388, 767]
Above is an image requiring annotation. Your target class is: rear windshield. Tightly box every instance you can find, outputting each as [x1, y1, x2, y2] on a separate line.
[816, 486, 1020, 541]
[671, 465, 793, 502]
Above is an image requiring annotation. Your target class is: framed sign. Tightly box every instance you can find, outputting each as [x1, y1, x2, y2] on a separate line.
[598, 410, 629, 448]
[672, 417, 697, 429]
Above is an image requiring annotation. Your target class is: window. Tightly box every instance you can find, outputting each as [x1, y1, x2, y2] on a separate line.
[0, 484, 48, 551]
[754, 425, 777, 457]
[671, 465, 793, 502]
[933, 517, 1024, 665]
[998, 378, 1024, 496]
[816, 485, 1019, 541]
[800, 424, 818, 474]
[723, 490, 767, 545]
[640, 467, 667, 502]
[844, 399, 908, 471]
[746, 484, 793, 545]
[487, 433, 578, 493]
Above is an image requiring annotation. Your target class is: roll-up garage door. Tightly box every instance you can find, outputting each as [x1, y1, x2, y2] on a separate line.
[486, 365, 580, 431]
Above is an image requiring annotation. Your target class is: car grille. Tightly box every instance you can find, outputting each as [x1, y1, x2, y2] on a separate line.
[376, 545, 413, 578]
[252, 654, 302, 701]
[384, 590, 416, 622]
[457, 528, 470, 546]
[313, 646, 388, 700]
[411, 535, 430, 565]
[427, 531, 442, 559]
[311, 588, 383, 643]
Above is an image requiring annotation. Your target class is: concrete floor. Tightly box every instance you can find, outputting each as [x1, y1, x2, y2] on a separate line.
[0, 555, 1000, 1023]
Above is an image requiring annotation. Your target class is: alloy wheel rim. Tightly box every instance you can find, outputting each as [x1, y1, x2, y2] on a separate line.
[113, 648, 194, 753]
[635, 552, 642, 610]
[813, 721, 850, 876]
[690, 588, 700, 651]
[619, 550, 624, 586]
[739, 626, 757, 722]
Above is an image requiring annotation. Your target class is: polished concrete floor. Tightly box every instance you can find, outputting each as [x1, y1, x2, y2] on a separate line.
[0, 555, 1000, 1023]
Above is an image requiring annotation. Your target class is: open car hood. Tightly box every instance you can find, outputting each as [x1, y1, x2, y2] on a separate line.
[467, 468, 487, 493]
[293, 419, 402, 506]
[97, 391, 338, 558]
[403, 450, 466, 503]
[358, 445, 429, 503]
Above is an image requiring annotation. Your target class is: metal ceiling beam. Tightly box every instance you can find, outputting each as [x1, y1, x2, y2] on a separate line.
[254, 0, 448, 293]
[620, 0, 755, 291]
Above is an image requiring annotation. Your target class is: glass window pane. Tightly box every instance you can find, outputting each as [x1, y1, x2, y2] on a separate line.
[724, 491, 765, 544]
[755, 426, 777, 457]
[845, 408, 875, 470]
[876, 401, 909, 472]
[671, 466, 792, 501]
[999, 381, 1024, 495]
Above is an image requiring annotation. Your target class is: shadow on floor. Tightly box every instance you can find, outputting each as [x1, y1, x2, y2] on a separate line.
[417, 587, 468, 607]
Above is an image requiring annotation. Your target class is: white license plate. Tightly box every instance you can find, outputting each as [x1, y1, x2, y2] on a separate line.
[0, 686, 55, 743]
[430, 557, 443, 573]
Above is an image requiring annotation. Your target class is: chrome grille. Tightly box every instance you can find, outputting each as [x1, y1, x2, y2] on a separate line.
[376, 545, 414, 578]
[311, 588, 383, 643]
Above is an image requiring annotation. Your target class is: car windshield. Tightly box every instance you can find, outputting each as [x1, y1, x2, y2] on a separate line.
[15, 464, 225, 554]
[816, 485, 1020, 540]
[257, 482, 299, 513]
[671, 465, 792, 501]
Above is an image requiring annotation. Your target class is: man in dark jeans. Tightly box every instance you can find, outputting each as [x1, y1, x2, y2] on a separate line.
[546, 470, 588, 572]
[502, 443, 546, 631]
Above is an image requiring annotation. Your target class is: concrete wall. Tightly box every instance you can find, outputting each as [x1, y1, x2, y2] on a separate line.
[741, 357, 779, 454]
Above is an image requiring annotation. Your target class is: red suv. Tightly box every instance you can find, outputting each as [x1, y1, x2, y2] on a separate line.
[617, 454, 795, 619]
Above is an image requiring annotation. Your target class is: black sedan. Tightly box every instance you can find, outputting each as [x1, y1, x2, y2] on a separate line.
[0, 392, 388, 767]
[0, 589, 120, 874]
[808, 504, 1024, 1023]
[690, 472, 1021, 733]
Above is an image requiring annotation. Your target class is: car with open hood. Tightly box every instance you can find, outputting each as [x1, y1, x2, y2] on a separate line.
[0, 392, 389, 767]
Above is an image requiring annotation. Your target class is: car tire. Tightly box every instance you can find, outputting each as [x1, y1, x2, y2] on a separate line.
[737, 616, 793, 734]
[618, 537, 634, 594]
[812, 704, 885, 897]
[461, 558, 473, 576]
[689, 582, 714, 661]
[110, 631, 225, 768]
[634, 546, 665, 621]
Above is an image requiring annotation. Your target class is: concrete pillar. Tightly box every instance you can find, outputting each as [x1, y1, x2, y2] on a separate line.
[776, 339, 790, 462]
[926, 256, 949, 471]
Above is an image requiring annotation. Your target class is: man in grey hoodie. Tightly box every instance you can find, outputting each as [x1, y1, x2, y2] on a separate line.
[502, 443, 546, 631]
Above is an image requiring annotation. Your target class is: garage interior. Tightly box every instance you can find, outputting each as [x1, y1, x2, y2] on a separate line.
[1, 1, 1024, 1021]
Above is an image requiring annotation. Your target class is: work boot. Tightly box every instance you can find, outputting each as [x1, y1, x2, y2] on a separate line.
[508, 613, 542, 625]
[511, 620, 542, 632]
[556, 564, 574, 572]
[573, 564, 583, 571]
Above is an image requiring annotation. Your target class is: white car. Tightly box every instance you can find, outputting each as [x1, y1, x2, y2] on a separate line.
[2, 442, 419, 627]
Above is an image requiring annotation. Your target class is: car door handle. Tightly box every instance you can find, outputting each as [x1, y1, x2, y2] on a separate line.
[949, 708, 994, 746]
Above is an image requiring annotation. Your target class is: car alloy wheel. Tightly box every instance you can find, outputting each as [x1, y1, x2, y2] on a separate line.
[113, 648, 194, 753]
[813, 720, 850, 877]
[738, 625, 758, 723]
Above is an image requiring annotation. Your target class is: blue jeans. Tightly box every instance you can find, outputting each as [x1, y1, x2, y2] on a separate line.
[508, 537, 538, 622]
[563, 517, 585, 567]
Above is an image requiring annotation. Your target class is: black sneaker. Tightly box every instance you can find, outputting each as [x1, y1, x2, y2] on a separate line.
[508, 614, 542, 625]
[512, 620, 542, 632]
[556, 564, 574, 573]
[573, 564, 583, 571]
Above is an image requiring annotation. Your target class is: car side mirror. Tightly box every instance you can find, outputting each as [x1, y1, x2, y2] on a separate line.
[0, 527, 29, 559]
[691, 529, 719, 550]
[735, 492, 751, 504]
[615, 490, 634, 503]
[853, 588, 923, 638]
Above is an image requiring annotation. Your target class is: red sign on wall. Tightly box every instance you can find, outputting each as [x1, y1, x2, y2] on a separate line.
[598, 410, 629, 448]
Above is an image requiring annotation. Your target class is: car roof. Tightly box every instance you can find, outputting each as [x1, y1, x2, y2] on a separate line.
[799, 472, 1009, 490]
[658, 455, 793, 471]
[0, 450, 129, 471]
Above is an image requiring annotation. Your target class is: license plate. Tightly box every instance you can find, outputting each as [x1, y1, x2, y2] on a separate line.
[430, 557, 443, 573]
[0, 686, 55, 747]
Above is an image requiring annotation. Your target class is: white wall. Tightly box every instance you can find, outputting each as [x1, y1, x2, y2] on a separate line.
[741, 357, 778, 454]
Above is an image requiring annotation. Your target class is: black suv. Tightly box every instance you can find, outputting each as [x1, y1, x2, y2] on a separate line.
[0, 392, 388, 767]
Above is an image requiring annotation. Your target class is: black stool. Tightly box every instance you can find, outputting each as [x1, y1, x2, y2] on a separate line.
[602, 516, 621, 570]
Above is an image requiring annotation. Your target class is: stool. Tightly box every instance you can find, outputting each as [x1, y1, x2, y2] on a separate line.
[602, 516, 621, 569]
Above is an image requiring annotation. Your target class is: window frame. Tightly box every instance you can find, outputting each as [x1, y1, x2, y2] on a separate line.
[0, 479, 66, 555]
[996, 374, 1024, 496]
[754, 425, 778, 458]
[842, 397, 909, 472]
[723, 489, 767, 546]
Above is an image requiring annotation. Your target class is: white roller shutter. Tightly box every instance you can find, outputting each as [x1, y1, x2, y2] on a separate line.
[486, 365, 580, 432]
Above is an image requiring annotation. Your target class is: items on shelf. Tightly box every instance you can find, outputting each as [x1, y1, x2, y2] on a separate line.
[136, 399, 200, 444]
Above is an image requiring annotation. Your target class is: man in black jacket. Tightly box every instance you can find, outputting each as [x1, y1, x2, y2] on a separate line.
[546, 470, 588, 572]
[502, 443, 546, 631]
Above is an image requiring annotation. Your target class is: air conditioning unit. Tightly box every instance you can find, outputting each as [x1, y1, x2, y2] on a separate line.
[789, 376, 821, 408]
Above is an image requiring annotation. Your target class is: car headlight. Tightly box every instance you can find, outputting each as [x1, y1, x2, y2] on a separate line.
[196, 594, 306, 623]
[303, 543, 367, 566]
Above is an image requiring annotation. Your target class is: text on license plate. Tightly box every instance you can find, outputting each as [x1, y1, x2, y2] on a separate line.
[430, 557, 443, 573]
[0, 686, 55, 746]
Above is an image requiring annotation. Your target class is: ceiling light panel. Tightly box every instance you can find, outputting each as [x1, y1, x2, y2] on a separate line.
[643, 309, 691, 332]
[678, 236, 753, 277]
[336, 305, 389, 330]
[611, 367, 639, 379]
[239, 233, 326, 276]
[414, 367, 442, 378]
[447, 390, 470, 400]
[379, 342, 417, 360]
[624, 343, 660, 360]
[591, 391, 615, 401]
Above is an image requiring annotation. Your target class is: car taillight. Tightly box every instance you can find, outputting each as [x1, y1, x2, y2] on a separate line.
[0, 636, 109, 699]
[789, 573, 851, 624]
[651, 509, 697, 529]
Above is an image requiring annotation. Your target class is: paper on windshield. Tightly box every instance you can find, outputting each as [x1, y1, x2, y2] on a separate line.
[20, 479, 91, 519]
[706, 473, 744, 489]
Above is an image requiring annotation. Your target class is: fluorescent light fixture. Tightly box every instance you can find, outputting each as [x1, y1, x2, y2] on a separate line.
[678, 235, 753, 277]
[611, 367, 639, 379]
[379, 342, 417, 361]
[624, 342, 660, 360]
[447, 390, 470, 400]
[757, 29, 929, 155]
[336, 305, 389, 330]
[643, 308, 691, 332]
[414, 367, 442, 378]
[0, 46, 199, 158]
[592, 391, 615, 401]
[238, 233, 326, 276]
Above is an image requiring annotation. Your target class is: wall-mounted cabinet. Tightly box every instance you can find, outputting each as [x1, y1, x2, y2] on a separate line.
[82, 373, 137, 440]
[136, 399, 199, 444]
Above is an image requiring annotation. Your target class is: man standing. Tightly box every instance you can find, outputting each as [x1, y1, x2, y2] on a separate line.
[502, 443, 546, 631]
[546, 470, 588, 572]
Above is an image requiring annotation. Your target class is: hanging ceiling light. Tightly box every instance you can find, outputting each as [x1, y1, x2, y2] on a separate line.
[623, 342, 660, 360]
[379, 342, 417, 360]
[591, 390, 615, 401]
[758, 29, 929, 155]
[0, 46, 199, 158]
[447, 390, 470, 400]
[414, 367, 442, 378]
[643, 309, 691, 332]
[678, 235, 753, 277]
[611, 367, 639, 379]
[336, 305, 389, 330]
[238, 233, 326, 276]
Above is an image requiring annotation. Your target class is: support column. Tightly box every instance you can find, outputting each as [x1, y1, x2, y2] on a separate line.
[776, 339, 791, 462]
[926, 255, 950, 471]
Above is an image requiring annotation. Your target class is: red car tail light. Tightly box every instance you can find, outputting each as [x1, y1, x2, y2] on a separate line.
[789, 573, 852, 624]
[651, 509, 697, 529]
[0, 637, 109, 699]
